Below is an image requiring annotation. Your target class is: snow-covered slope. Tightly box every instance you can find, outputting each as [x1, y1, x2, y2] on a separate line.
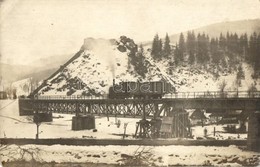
[34, 35, 259, 97]
[36, 36, 174, 96]
[157, 60, 260, 92]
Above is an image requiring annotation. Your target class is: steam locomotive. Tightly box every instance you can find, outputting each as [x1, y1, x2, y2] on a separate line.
[108, 80, 174, 99]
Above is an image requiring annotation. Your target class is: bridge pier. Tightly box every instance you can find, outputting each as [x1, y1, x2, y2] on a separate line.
[72, 103, 95, 131]
[247, 111, 260, 152]
[72, 115, 95, 131]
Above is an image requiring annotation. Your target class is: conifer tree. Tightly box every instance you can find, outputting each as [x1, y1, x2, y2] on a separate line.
[219, 33, 226, 50]
[242, 33, 249, 61]
[233, 33, 239, 54]
[174, 43, 180, 66]
[249, 32, 258, 69]
[257, 33, 260, 71]
[210, 38, 220, 65]
[163, 33, 171, 58]
[238, 34, 245, 57]
[151, 34, 161, 60]
[197, 33, 209, 65]
[178, 33, 185, 63]
[134, 44, 147, 78]
[186, 31, 196, 64]
[217, 33, 226, 67]
[197, 33, 202, 64]
[226, 32, 231, 52]
[236, 64, 245, 87]
[158, 38, 163, 57]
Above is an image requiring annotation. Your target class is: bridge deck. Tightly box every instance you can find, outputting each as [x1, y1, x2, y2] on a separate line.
[19, 91, 260, 117]
[34, 91, 260, 100]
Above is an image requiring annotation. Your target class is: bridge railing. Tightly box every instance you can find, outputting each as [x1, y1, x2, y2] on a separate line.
[33, 95, 108, 100]
[29, 91, 260, 100]
[164, 91, 260, 99]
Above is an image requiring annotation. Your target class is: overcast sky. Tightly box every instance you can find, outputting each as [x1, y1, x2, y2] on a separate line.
[1, 0, 260, 65]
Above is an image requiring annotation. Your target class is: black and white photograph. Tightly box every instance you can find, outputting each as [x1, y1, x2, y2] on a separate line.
[0, 0, 260, 166]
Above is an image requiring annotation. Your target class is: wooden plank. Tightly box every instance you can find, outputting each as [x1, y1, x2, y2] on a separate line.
[160, 117, 174, 133]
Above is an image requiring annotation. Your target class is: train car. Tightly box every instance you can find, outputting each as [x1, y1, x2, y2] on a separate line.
[108, 81, 174, 99]
[108, 82, 130, 99]
[132, 82, 163, 99]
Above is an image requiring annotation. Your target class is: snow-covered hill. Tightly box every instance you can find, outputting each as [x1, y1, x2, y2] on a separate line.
[155, 60, 260, 92]
[32, 35, 260, 97]
[36, 36, 175, 96]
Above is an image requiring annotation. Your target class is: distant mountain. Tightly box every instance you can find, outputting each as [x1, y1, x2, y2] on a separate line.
[0, 54, 73, 85]
[0, 63, 35, 83]
[143, 19, 260, 46]
[18, 68, 58, 82]
[169, 19, 260, 44]
[30, 54, 73, 70]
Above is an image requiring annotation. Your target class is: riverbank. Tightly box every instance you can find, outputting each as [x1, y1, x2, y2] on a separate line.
[1, 144, 260, 166]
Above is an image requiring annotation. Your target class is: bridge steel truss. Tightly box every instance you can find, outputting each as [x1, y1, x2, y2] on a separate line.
[19, 97, 260, 118]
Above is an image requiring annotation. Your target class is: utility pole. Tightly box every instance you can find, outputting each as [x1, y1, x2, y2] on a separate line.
[33, 103, 42, 140]
[123, 123, 128, 139]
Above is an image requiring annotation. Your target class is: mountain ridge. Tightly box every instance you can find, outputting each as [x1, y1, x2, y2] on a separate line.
[143, 19, 260, 46]
[169, 19, 260, 44]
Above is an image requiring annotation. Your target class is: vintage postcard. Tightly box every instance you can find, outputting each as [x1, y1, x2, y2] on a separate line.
[0, 0, 260, 166]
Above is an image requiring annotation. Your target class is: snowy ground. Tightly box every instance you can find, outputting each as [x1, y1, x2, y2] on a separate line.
[191, 125, 247, 140]
[0, 100, 246, 140]
[0, 100, 138, 139]
[1, 144, 260, 166]
[1, 99, 259, 166]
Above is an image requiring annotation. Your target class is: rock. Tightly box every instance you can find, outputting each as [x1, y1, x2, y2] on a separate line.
[121, 154, 133, 158]
[117, 45, 126, 52]
[93, 155, 100, 158]
[196, 137, 204, 140]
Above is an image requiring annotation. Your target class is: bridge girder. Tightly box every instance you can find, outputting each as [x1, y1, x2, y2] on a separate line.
[19, 98, 260, 117]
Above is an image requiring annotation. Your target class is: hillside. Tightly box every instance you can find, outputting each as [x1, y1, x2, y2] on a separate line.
[32, 36, 260, 97]
[35, 36, 175, 96]
[154, 60, 260, 92]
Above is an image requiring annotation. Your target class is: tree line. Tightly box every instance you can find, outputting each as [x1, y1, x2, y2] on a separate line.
[151, 31, 260, 77]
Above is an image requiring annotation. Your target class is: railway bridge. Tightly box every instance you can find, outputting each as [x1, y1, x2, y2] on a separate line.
[19, 91, 260, 116]
[18, 91, 260, 151]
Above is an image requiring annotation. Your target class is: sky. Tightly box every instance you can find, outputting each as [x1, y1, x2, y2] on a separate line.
[0, 0, 260, 65]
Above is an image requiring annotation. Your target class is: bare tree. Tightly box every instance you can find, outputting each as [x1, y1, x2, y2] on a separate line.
[117, 146, 156, 166]
[218, 80, 227, 98]
[27, 114, 42, 139]
[17, 145, 42, 162]
[1, 145, 43, 165]
[248, 84, 257, 98]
